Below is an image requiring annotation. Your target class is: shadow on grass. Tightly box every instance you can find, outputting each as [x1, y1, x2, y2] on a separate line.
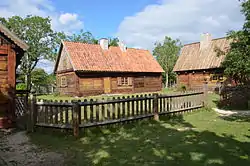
[28, 113, 250, 166]
[219, 115, 250, 123]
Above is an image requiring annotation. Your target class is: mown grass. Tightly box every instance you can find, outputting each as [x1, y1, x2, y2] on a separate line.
[36, 88, 176, 101]
[29, 93, 250, 165]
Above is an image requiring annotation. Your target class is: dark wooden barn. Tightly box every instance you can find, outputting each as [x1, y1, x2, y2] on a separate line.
[0, 23, 28, 128]
[54, 39, 164, 96]
[173, 33, 233, 91]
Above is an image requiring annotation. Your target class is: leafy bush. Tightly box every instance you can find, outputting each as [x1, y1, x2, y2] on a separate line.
[177, 84, 186, 92]
[16, 83, 27, 90]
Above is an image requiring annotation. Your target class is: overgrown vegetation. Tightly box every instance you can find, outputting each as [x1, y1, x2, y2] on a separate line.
[29, 94, 250, 165]
[217, 0, 250, 85]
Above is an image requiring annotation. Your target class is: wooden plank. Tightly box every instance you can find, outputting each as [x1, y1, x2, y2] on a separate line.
[80, 113, 155, 128]
[49, 100, 53, 123]
[112, 97, 116, 119]
[131, 95, 135, 116]
[101, 98, 105, 121]
[148, 94, 152, 113]
[44, 101, 48, 123]
[83, 99, 88, 123]
[107, 98, 111, 120]
[59, 100, 64, 123]
[127, 96, 131, 117]
[136, 95, 139, 115]
[65, 100, 69, 124]
[36, 123, 72, 129]
[153, 93, 159, 120]
[54, 100, 59, 124]
[96, 99, 100, 122]
[117, 97, 121, 118]
[159, 96, 162, 113]
[90, 99, 94, 123]
[122, 96, 126, 118]
[78, 99, 81, 124]
[140, 95, 144, 115]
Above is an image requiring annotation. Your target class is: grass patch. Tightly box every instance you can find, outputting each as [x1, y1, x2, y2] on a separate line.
[29, 107, 250, 165]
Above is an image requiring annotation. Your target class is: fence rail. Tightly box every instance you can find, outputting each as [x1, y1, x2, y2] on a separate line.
[29, 91, 205, 137]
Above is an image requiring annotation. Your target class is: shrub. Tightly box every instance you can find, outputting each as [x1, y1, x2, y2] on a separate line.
[16, 83, 27, 90]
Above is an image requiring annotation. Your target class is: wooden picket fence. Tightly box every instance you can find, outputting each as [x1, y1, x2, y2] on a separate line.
[28, 91, 206, 137]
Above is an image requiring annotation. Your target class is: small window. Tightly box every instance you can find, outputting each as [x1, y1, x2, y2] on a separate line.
[212, 76, 218, 80]
[218, 76, 223, 81]
[61, 76, 67, 87]
[118, 77, 132, 86]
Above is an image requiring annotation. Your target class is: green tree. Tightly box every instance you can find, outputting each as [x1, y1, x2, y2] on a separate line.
[109, 37, 119, 47]
[153, 36, 181, 87]
[0, 15, 57, 90]
[217, 0, 250, 84]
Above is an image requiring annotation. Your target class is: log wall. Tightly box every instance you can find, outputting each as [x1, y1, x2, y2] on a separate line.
[176, 70, 227, 91]
[57, 72, 162, 96]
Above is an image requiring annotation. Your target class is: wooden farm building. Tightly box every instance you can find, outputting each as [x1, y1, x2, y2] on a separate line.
[173, 33, 232, 91]
[54, 39, 164, 96]
[0, 23, 28, 128]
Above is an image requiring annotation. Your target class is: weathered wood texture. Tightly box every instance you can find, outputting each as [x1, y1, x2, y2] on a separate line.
[0, 38, 19, 128]
[32, 91, 205, 136]
[56, 47, 73, 73]
[176, 70, 234, 91]
[56, 72, 78, 96]
[57, 72, 162, 96]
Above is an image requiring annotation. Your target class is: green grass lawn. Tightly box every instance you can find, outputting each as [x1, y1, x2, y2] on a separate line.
[36, 88, 176, 101]
[29, 93, 250, 165]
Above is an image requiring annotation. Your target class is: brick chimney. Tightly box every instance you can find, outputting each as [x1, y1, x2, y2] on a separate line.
[99, 38, 109, 50]
[200, 33, 212, 50]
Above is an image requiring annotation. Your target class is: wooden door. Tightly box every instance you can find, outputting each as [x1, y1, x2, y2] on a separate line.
[104, 77, 111, 93]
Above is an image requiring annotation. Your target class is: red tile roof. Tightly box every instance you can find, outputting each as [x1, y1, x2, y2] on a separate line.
[58, 41, 164, 73]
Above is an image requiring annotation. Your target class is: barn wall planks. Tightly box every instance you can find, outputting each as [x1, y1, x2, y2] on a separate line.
[176, 69, 234, 91]
[57, 72, 78, 96]
[57, 72, 162, 96]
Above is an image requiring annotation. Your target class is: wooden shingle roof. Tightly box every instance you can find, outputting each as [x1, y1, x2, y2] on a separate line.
[0, 23, 29, 51]
[55, 41, 164, 73]
[173, 37, 231, 72]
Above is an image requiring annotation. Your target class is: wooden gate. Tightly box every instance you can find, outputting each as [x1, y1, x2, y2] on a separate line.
[15, 90, 29, 129]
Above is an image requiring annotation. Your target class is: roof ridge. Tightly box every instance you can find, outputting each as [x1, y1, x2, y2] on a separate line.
[63, 40, 150, 51]
[0, 23, 29, 50]
[184, 36, 227, 46]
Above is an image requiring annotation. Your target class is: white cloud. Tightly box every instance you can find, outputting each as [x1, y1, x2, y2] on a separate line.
[36, 59, 55, 74]
[0, 0, 84, 33]
[0, 0, 84, 73]
[117, 0, 245, 51]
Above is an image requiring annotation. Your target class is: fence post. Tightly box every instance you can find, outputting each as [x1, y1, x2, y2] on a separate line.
[28, 89, 36, 132]
[203, 83, 208, 107]
[72, 100, 80, 137]
[153, 93, 159, 121]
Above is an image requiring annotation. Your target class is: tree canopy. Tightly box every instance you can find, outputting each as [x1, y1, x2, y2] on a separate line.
[220, 0, 250, 84]
[153, 36, 182, 87]
[0, 15, 57, 89]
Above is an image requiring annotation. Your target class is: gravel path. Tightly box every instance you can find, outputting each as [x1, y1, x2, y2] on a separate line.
[0, 130, 65, 166]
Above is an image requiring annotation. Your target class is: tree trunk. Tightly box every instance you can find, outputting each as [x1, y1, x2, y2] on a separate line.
[26, 73, 32, 91]
[165, 72, 169, 88]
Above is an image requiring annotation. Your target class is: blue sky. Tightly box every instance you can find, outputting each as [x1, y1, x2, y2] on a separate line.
[52, 0, 157, 39]
[0, 0, 245, 73]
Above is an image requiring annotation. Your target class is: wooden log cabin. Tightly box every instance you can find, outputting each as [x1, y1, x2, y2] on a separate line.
[54, 39, 164, 96]
[0, 24, 28, 128]
[173, 33, 233, 91]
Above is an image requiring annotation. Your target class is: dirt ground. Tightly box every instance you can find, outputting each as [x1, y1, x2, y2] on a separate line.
[0, 129, 65, 166]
